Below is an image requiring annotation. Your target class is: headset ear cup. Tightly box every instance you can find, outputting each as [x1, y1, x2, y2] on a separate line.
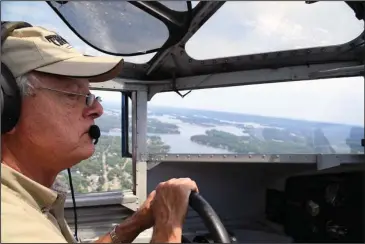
[1, 62, 22, 134]
[1, 21, 32, 134]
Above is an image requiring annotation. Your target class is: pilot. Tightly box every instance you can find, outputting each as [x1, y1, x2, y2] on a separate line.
[1, 24, 198, 243]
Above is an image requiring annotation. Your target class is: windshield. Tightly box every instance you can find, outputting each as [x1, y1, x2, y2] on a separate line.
[186, 1, 364, 59]
[48, 1, 170, 55]
[148, 76, 364, 155]
[1, 1, 155, 63]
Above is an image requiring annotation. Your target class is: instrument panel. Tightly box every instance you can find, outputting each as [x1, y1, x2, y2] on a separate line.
[266, 171, 364, 243]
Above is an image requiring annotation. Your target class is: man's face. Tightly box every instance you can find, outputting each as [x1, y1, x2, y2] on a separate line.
[9, 71, 103, 171]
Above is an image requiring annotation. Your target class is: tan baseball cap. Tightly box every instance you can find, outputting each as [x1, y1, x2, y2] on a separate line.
[1, 25, 124, 82]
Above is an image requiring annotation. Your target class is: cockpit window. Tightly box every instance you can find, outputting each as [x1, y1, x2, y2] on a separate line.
[185, 1, 364, 59]
[47, 1, 169, 55]
[148, 76, 364, 155]
[1, 1, 155, 63]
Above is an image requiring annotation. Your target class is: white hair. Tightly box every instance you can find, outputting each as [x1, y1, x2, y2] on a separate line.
[15, 72, 37, 96]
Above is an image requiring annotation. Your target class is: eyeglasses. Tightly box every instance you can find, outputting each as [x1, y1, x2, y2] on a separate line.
[37, 87, 102, 107]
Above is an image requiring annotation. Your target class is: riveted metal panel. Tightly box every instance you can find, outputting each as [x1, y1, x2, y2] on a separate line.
[89, 78, 148, 92]
[134, 91, 148, 207]
[148, 62, 360, 98]
[144, 153, 317, 164]
[144, 153, 364, 171]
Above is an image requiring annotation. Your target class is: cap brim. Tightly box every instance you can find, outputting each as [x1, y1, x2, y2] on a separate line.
[35, 55, 124, 82]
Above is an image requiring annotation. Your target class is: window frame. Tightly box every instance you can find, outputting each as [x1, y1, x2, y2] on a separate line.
[122, 92, 132, 158]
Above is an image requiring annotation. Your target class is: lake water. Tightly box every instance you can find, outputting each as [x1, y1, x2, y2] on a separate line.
[104, 115, 245, 154]
[149, 115, 249, 153]
[102, 114, 359, 154]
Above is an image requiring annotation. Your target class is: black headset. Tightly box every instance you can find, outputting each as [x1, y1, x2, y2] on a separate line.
[1, 21, 33, 134]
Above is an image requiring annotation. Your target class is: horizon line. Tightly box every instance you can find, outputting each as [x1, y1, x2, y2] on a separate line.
[146, 104, 364, 128]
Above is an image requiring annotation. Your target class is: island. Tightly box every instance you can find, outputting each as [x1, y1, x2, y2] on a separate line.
[191, 129, 321, 154]
[174, 115, 232, 128]
[147, 118, 180, 134]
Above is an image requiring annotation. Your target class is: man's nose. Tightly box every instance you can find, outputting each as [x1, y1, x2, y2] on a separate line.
[83, 99, 103, 119]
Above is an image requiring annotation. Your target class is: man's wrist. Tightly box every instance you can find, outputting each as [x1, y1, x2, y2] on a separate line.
[110, 225, 122, 243]
[93, 214, 147, 243]
[113, 214, 146, 242]
[130, 211, 152, 233]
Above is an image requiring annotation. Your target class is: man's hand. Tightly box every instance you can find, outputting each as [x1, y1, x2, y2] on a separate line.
[150, 178, 199, 243]
[94, 178, 199, 243]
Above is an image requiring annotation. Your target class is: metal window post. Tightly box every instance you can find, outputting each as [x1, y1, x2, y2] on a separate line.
[132, 90, 148, 207]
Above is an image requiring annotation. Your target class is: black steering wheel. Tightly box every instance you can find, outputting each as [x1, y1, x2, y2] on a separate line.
[183, 191, 231, 243]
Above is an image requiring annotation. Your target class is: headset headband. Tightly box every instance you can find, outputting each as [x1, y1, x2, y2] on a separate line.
[1, 21, 33, 134]
[1, 21, 33, 45]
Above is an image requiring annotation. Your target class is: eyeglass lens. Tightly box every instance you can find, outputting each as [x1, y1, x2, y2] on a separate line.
[86, 94, 102, 107]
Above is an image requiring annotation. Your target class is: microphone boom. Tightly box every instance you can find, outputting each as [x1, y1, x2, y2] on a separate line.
[88, 125, 101, 145]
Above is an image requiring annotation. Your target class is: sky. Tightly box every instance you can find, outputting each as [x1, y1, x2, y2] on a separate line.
[2, 1, 364, 126]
